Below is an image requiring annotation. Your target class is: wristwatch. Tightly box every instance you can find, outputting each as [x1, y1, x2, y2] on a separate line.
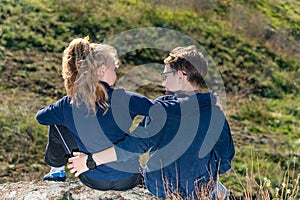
[86, 153, 97, 170]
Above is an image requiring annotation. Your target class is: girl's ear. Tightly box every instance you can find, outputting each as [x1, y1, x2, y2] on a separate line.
[97, 65, 106, 80]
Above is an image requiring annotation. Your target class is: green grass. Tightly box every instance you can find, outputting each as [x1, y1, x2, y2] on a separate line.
[0, 0, 299, 198]
[0, 89, 51, 182]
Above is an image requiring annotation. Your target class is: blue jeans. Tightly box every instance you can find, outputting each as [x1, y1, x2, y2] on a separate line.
[211, 181, 228, 200]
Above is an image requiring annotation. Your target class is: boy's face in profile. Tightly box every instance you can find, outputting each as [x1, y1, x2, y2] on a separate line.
[161, 64, 181, 93]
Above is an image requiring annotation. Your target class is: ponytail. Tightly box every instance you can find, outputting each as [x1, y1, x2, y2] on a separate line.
[62, 38, 116, 114]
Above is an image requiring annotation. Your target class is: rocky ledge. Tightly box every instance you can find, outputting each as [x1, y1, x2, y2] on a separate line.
[0, 180, 156, 200]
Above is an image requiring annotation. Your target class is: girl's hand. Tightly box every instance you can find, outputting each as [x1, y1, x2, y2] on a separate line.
[67, 152, 89, 177]
[213, 92, 223, 111]
[215, 95, 223, 111]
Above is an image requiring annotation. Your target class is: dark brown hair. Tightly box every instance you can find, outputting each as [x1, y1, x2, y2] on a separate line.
[164, 45, 208, 86]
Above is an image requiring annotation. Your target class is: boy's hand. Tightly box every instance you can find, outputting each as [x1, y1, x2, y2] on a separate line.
[68, 152, 89, 177]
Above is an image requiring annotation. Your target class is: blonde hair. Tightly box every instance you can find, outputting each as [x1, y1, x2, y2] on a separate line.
[164, 45, 208, 86]
[62, 38, 118, 114]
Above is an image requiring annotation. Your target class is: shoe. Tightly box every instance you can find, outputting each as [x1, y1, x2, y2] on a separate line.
[43, 170, 66, 182]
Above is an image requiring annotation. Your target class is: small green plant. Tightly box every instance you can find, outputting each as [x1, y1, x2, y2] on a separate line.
[227, 153, 299, 200]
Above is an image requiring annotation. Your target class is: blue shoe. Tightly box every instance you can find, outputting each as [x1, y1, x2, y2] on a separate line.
[43, 170, 66, 182]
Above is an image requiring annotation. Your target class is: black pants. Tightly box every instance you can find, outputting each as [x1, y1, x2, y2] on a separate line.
[79, 172, 142, 191]
[45, 125, 78, 167]
[45, 124, 142, 190]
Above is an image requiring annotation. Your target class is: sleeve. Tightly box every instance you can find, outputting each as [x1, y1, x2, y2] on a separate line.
[109, 89, 154, 126]
[114, 135, 148, 162]
[114, 112, 166, 162]
[35, 97, 67, 125]
[113, 117, 152, 161]
[213, 119, 235, 174]
[113, 133, 150, 162]
[126, 90, 154, 116]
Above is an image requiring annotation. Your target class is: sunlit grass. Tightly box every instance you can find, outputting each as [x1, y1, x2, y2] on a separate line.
[0, 89, 54, 182]
[0, 0, 299, 199]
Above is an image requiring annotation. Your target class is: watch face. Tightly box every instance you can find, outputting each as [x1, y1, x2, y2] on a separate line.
[87, 161, 96, 169]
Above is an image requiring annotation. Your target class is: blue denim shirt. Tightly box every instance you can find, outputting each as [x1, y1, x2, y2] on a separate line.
[115, 92, 235, 198]
[36, 82, 154, 181]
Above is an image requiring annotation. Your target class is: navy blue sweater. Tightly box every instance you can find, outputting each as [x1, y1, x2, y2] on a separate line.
[115, 92, 235, 198]
[36, 82, 154, 181]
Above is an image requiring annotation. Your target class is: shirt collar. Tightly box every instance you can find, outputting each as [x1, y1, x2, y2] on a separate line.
[99, 81, 113, 92]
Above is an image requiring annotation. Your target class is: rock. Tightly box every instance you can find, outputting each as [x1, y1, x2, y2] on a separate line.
[0, 180, 156, 200]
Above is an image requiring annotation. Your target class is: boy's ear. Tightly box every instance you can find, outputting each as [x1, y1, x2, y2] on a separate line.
[177, 70, 186, 80]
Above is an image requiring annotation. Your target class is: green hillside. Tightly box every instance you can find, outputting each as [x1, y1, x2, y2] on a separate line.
[0, 0, 299, 199]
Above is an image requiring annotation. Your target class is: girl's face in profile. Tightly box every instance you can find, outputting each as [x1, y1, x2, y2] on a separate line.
[100, 63, 117, 86]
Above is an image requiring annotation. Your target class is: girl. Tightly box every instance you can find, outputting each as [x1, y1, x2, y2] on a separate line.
[36, 38, 154, 190]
